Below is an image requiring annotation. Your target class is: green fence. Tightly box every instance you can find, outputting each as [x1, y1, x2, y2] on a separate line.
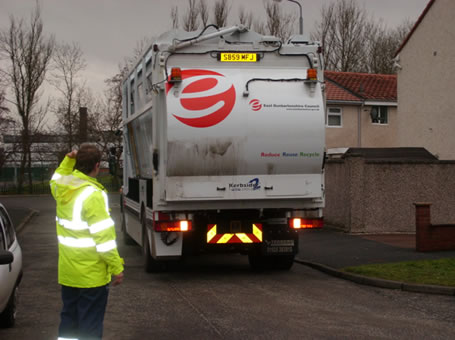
[0, 174, 121, 195]
[0, 167, 52, 182]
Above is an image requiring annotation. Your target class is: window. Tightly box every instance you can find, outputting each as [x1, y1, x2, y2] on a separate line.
[137, 82, 144, 108]
[0, 207, 14, 248]
[370, 106, 388, 124]
[123, 85, 129, 118]
[130, 89, 135, 115]
[145, 73, 153, 102]
[326, 107, 342, 127]
[130, 78, 135, 115]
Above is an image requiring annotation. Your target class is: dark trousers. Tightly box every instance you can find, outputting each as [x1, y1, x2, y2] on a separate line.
[59, 285, 109, 340]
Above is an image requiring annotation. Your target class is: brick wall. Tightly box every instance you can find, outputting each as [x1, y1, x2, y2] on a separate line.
[415, 203, 455, 252]
[325, 154, 455, 233]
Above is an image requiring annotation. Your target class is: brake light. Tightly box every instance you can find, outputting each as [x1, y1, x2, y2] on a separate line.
[307, 68, 317, 80]
[180, 220, 189, 231]
[169, 67, 182, 83]
[289, 218, 323, 229]
[154, 220, 192, 232]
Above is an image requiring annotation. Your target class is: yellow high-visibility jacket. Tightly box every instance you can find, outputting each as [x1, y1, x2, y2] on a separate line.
[50, 156, 124, 288]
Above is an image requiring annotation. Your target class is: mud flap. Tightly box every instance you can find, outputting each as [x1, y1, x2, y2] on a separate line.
[260, 224, 299, 256]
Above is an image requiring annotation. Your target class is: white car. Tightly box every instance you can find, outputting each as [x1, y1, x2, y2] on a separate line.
[0, 203, 22, 328]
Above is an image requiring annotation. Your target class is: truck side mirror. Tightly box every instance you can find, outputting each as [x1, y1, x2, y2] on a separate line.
[0, 250, 14, 265]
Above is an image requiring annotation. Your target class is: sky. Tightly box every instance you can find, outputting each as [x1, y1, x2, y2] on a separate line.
[0, 0, 430, 97]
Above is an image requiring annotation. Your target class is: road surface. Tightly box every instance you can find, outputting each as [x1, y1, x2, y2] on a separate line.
[0, 195, 454, 339]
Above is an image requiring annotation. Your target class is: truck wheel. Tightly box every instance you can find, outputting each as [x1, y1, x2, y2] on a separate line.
[248, 254, 265, 270]
[271, 255, 295, 270]
[248, 253, 295, 271]
[121, 209, 136, 246]
[142, 223, 165, 273]
[0, 285, 18, 328]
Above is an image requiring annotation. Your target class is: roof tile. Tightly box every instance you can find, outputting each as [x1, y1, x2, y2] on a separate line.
[325, 71, 397, 102]
[325, 80, 361, 102]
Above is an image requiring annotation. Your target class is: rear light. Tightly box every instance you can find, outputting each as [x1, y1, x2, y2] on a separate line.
[169, 67, 182, 83]
[154, 220, 192, 232]
[307, 68, 317, 80]
[180, 220, 189, 231]
[289, 218, 323, 229]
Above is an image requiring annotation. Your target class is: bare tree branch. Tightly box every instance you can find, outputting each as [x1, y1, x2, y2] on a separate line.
[51, 41, 87, 150]
[0, 4, 54, 193]
[0, 80, 8, 115]
[171, 6, 179, 29]
[213, 0, 230, 28]
[364, 20, 413, 74]
[312, 0, 368, 72]
[312, 0, 413, 74]
[238, 6, 253, 28]
[199, 0, 209, 27]
[87, 82, 123, 189]
[183, 0, 199, 31]
[262, 0, 296, 42]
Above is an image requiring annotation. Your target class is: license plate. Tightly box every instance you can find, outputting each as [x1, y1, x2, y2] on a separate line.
[266, 246, 293, 254]
[219, 53, 258, 62]
[265, 240, 295, 254]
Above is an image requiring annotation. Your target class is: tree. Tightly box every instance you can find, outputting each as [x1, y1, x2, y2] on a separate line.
[364, 20, 413, 74]
[312, 0, 370, 72]
[262, 1, 296, 42]
[238, 6, 253, 29]
[0, 75, 8, 115]
[88, 75, 123, 189]
[51, 42, 87, 151]
[0, 118, 20, 175]
[171, 6, 179, 29]
[0, 5, 54, 193]
[213, 0, 230, 28]
[0, 79, 14, 171]
[183, 0, 199, 32]
[312, 0, 413, 74]
[199, 0, 209, 27]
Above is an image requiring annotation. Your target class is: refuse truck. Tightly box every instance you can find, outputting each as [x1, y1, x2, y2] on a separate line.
[120, 24, 325, 272]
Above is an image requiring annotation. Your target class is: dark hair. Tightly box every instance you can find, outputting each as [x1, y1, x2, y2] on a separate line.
[74, 143, 101, 175]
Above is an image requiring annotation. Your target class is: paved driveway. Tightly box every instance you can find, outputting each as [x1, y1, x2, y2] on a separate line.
[0, 195, 454, 339]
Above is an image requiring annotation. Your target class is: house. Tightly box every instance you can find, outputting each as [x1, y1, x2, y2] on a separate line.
[394, 0, 455, 160]
[324, 71, 398, 150]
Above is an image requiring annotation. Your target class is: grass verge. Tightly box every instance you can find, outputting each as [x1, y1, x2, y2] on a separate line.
[343, 258, 455, 287]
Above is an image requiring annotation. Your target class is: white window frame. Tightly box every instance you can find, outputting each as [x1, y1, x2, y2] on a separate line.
[371, 106, 388, 125]
[326, 107, 343, 127]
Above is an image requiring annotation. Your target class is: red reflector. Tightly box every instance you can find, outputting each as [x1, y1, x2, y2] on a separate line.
[154, 220, 192, 232]
[289, 218, 323, 229]
[169, 67, 182, 83]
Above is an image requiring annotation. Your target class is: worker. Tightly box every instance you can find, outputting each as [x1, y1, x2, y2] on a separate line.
[50, 143, 124, 340]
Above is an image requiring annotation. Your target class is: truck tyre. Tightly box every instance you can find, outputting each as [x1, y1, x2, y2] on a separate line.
[248, 253, 295, 271]
[248, 253, 267, 271]
[142, 217, 165, 273]
[270, 255, 295, 270]
[0, 285, 18, 328]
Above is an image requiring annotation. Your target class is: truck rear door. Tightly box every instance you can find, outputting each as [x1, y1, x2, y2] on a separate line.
[165, 56, 324, 202]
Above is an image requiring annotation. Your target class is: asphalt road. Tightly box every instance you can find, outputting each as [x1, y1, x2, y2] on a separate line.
[1, 195, 455, 339]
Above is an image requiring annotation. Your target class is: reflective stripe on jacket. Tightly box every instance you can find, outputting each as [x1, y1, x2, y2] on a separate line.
[50, 156, 124, 288]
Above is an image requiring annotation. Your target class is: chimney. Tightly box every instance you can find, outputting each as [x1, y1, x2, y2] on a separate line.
[79, 107, 88, 143]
